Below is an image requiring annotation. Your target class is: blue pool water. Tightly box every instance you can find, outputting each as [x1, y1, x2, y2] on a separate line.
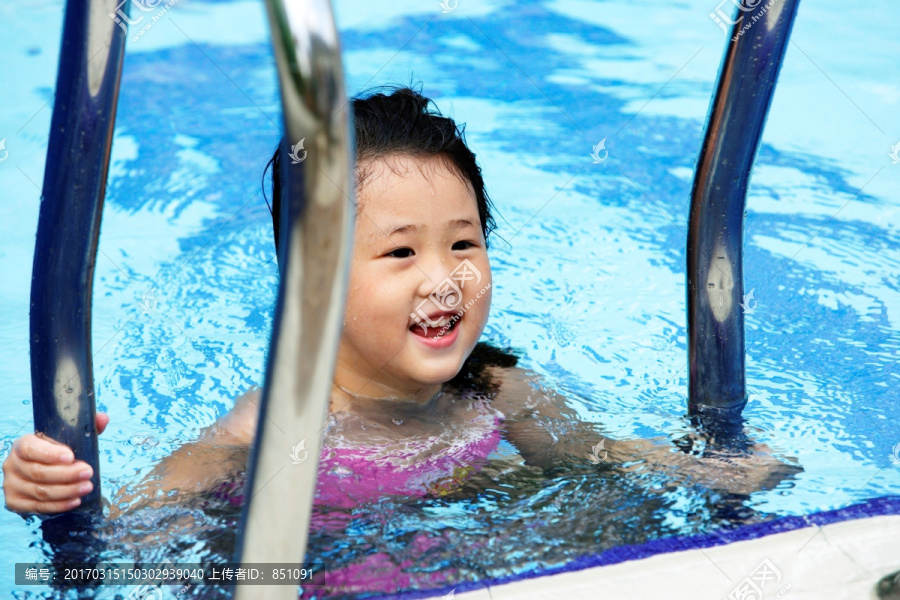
[1, 0, 899, 597]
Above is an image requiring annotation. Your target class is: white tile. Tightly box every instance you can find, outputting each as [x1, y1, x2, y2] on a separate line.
[426, 516, 900, 600]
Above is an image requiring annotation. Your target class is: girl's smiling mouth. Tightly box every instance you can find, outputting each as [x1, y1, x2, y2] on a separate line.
[409, 310, 462, 348]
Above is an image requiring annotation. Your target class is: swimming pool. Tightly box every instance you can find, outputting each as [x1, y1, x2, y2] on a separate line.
[1, 0, 898, 597]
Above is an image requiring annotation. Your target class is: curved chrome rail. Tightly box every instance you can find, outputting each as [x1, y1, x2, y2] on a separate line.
[30, 0, 129, 515]
[688, 0, 801, 418]
[232, 0, 354, 596]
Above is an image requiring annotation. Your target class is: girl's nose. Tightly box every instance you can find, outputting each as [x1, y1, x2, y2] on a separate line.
[413, 253, 457, 300]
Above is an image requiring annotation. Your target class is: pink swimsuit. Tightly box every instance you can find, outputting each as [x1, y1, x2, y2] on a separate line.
[315, 398, 502, 508]
[212, 392, 503, 596]
[213, 391, 503, 508]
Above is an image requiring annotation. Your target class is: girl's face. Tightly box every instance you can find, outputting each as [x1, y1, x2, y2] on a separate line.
[333, 154, 492, 403]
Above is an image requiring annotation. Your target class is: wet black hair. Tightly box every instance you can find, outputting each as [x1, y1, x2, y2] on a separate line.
[445, 340, 519, 395]
[264, 85, 498, 264]
[262, 85, 519, 386]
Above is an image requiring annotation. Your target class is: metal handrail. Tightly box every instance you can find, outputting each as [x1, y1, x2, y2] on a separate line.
[32, 1, 353, 589]
[688, 0, 801, 419]
[31, 0, 129, 516]
[232, 0, 354, 597]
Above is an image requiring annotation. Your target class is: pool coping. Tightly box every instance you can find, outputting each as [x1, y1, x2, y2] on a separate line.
[381, 495, 900, 599]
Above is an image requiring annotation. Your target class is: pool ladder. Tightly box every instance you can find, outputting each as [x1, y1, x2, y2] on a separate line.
[231, 2, 354, 599]
[34, 0, 809, 594]
[32, 0, 354, 593]
[687, 0, 800, 422]
[31, 0, 130, 525]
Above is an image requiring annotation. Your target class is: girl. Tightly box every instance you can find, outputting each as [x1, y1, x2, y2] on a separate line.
[2, 86, 798, 518]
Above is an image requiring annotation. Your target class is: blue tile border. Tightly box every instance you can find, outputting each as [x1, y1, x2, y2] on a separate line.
[381, 495, 900, 599]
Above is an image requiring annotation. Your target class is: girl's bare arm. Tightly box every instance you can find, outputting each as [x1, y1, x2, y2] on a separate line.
[108, 388, 261, 517]
[490, 366, 801, 495]
[486, 365, 610, 468]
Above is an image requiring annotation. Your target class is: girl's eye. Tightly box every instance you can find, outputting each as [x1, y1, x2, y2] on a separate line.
[452, 240, 476, 251]
[386, 247, 414, 258]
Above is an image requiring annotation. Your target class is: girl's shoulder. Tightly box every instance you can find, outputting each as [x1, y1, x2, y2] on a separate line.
[212, 386, 263, 446]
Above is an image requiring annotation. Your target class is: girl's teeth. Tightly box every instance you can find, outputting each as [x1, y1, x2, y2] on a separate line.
[409, 315, 459, 338]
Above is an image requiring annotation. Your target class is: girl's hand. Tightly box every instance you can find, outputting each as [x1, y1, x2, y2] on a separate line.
[625, 435, 803, 496]
[2, 413, 109, 515]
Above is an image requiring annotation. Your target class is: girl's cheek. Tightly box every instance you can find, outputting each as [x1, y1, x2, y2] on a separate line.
[474, 283, 492, 326]
[345, 281, 391, 327]
[342, 290, 367, 329]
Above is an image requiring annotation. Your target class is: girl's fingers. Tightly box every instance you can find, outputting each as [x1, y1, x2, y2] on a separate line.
[25, 479, 93, 503]
[3, 477, 90, 515]
[3, 428, 104, 515]
[13, 434, 74, 465]
[96, 412, 109, 435]
[13, 496, 82, 515]
[15, 459, 93, 486]
[32, 498, 83, 514]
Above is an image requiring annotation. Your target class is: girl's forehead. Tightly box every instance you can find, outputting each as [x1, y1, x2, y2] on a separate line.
[355, 155, 478, 222]
[359, 154, 471, 193]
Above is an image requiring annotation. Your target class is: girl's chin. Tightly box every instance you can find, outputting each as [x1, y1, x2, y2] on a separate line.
[405, 366, 462, 387]
[402, 352, 467, 386]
